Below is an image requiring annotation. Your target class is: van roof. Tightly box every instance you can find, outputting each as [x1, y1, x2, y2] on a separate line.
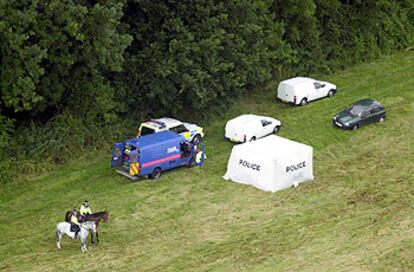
[280, 77, 313, 85]
[231, 114, 258, 122]
[228, 114, 267, 126]
[125, 131, 185, 149]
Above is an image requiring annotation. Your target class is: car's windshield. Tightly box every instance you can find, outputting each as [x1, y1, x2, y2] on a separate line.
[140, 126, 155, 136]
[348, 105, 365, 116]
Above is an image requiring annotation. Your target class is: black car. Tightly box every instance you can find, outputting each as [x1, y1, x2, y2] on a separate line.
[333, 99, 386, 130]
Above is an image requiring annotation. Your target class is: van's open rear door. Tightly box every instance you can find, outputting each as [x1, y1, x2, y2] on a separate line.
[116, 149, 139, 181]
[111, 143, 124, 167]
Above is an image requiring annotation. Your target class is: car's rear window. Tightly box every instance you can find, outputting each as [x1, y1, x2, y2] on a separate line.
[140, 127, 155, 136]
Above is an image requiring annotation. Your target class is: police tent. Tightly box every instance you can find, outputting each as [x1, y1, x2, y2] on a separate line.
[223, 135, 313, 192]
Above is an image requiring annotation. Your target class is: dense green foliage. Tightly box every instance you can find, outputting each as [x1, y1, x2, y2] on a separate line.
[118, 0, 290, 117]
[314, 0, 414, 68]
[0, 0, 131, 118]
[1, 51, 413, 271]
[1, 0, 413, 182]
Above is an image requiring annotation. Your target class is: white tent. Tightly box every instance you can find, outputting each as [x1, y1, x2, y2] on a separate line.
[223, 135, 313, 192]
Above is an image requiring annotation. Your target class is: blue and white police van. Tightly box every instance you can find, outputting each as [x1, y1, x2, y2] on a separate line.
[111, 131, 204, 180]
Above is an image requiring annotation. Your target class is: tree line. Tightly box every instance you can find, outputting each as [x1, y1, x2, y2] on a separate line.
[0, 0, 413, 179]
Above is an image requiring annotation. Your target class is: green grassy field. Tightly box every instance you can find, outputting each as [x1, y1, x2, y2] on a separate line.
[1, 51, 414, 272]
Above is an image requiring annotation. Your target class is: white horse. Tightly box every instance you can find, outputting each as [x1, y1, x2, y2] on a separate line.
[55, 221, 96, 252]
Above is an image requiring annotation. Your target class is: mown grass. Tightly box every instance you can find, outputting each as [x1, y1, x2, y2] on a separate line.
[0, 51, 413, 271]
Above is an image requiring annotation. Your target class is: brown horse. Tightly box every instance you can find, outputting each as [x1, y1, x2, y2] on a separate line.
[65, 210, 109, 244]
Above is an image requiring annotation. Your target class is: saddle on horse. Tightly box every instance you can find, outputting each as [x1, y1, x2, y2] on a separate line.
[70, 224, 80, 233]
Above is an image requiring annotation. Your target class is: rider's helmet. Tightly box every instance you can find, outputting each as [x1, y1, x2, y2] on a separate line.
[72, 208, 77, 214]
[83, 200, 89, 207]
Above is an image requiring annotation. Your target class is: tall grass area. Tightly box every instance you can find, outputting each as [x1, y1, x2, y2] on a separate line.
[0, 51, 413, 271]
[1, 116, 136, 183]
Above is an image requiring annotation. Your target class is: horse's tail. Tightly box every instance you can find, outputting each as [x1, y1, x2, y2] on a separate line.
[65, 211, 71, 223]
[55, 228, 60, 241]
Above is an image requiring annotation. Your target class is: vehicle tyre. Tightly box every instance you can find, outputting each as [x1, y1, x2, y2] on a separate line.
[273, 126, 280, 134]
[352, 124, 358, 131]
[149, 167, 161, 179]
[300, 98, 308, 106]
[328, 89, 336, 98]
[192, 134, 201, 145]
[187, 157, 195, 168]
[379, 116, 385, 123]
[250, 136, 256, 142]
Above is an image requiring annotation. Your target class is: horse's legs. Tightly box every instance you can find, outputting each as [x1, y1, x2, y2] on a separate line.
[56, 229, 62, 249]
[95, 222, 100, 244]
[81, 237, 87, 253]
[91, 231, 94, 244]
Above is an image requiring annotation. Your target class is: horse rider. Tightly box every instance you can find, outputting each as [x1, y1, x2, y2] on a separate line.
[80, 200, 92, 218]
[70, 208, 81, 239]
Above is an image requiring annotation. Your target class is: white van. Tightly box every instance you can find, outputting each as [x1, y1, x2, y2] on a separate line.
[225, 114, 281, 143]
[277, 77, 336, 106]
